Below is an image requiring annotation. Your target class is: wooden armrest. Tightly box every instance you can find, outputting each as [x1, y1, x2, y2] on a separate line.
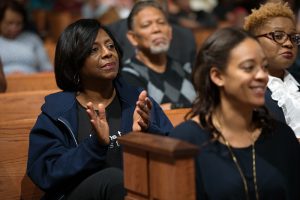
[119, 131, 198, 158]
[6, 72, 58, 92]
[118, 132, 199, 200]
[0, 89, 59, 122]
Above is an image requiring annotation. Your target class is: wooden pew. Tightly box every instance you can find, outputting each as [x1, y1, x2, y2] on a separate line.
[0, 89, 59, 122]
[0, 119, 44, 200]
[164, 108, 191, 127]
[0, 91, 194, 200]
[6, 72, 58, 93]
[118, 132, 199, 200]
[0, 90, 58, 199]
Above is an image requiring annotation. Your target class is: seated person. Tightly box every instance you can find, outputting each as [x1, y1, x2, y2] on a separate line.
[168, 0, 218, 30]
[121, 0, 196, 110]
[170, 27, 300, 200]
[26, 18, 173, 200]
[81, 0, 111, 19]
[107, 0, 197, 65]
[244, 0, 300, 137]
[0, 0, 52, 75]
[0, 57, 6, 92]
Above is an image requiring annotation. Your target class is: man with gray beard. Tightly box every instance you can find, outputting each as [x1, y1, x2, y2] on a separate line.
[121, 0, 196, 110]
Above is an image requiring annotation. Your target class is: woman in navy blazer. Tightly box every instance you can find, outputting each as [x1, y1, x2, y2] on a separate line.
[27, 19, 173, 200]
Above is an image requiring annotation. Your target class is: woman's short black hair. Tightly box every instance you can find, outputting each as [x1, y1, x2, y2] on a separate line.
[190, 27, 271, 137]
[54, 18, 123, 92]
[0, 0, 27, 26]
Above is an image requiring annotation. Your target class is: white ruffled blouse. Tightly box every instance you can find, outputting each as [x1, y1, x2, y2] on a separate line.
[268, 71, 300, 138]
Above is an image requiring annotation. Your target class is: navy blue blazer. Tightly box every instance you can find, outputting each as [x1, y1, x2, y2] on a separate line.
[27, 77, 173, 199]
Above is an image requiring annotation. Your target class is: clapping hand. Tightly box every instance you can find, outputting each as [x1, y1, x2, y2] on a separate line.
[86, 102, 110, 145]
[133, 90, 152, 131]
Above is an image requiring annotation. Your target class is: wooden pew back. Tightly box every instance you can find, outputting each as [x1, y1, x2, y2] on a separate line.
[0, 89, 58, 199]
[164, 108, 191, 127]
[0, 90, 59, 122]
[0, 119, 44, 200]
[6, 72, 58, 93]
[118, 132, 199, 200]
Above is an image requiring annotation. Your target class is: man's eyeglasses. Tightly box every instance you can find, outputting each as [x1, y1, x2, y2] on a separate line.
[256, 31, 300, 46]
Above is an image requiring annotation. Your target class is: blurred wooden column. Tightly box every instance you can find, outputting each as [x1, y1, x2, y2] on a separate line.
[193, 28, 215, 51]
[47, 11, 81, 42]
[118, 132, 199, 200]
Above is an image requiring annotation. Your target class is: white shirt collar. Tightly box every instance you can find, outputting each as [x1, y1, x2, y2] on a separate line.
[268, 70, 300, 93]
[267, 70, 300, 137]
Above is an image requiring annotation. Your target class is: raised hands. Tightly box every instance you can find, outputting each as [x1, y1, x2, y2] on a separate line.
[132, 90, 152, 131]
[86, 102, 110, 145]
[85, 90, 152, 143]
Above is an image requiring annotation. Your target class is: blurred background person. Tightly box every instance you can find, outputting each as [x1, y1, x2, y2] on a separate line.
[107, 0, 197, 66]
[168, 0, 218, 30]
[0, 0, 53, 75]
[26, 0, 55, 39]
[81, 0, 134, 25]
[121, 0, 196, 110]
[94, 0, 134, 19]
[244, 0, 300, 137]
[81, 0, 111, 19]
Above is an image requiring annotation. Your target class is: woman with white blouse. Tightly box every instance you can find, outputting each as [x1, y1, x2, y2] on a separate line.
[244, 1, 300, 137]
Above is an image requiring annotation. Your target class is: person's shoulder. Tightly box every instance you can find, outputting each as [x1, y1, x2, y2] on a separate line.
[122, 58, 145, 76]
[169, 56, 192, 74]
[171, 23, 194, 37]
[18, 31, 43, 45]
[45, 90, 73, 100]
[123, 57, 146, 68]
[262, 120, 300, 162]
[169, 120, 209, 145]
[106, 18, 127, 34]
[19, 31, 41, 40]
[266, 119, 299, 144]
[43, 91, 75, 110]
[115, 76, 142, 95]
[0, 36, 5, 42]
[122, 58, 137, 69]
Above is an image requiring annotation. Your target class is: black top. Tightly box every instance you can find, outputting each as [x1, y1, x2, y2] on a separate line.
[169, 120, 300, 200]
[77, 94, 122, 168]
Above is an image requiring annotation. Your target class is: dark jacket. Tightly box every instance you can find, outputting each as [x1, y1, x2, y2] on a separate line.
[265, 88, 286, 123]
[27, 77, 173, 199]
